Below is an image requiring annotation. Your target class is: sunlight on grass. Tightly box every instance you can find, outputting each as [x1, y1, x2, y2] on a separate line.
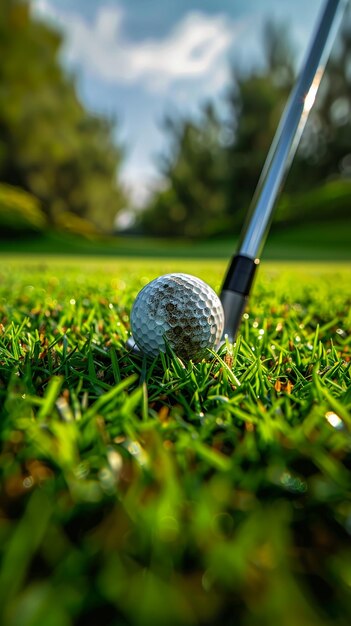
[0, 257, 350, 626]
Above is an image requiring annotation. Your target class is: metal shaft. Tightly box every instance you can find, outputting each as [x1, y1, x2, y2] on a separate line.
[220, 0, 347, 342]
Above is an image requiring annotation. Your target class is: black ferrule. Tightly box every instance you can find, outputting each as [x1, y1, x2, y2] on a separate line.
[221, 254, 258, 296]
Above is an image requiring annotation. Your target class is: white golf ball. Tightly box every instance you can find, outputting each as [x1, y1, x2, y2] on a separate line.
[130, 273, 224, 360]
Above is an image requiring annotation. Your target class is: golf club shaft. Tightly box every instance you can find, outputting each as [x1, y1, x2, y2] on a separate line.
[220, 0, 347, 341]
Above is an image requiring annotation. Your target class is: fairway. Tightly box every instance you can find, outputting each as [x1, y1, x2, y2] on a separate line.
[1, 220, 351, 260]
[0, 256, 351, 626]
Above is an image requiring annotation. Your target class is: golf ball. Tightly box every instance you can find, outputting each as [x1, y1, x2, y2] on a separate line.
[130, 273, 224, 360]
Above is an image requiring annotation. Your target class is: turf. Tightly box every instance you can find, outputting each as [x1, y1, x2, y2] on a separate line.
[1, 219, 351, 260]
[0, 257, 350, 626]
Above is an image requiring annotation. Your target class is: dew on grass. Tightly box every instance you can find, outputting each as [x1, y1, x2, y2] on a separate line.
[99, 468, 115, 494]
[23, 476, 34, 489]
[336, 328, 347, 338]
[325, 411, 343, 429]
[280, 471, 307, 493]
[126, 440, 148, 467]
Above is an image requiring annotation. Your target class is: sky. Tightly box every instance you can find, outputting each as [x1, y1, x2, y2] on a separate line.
[32, 0, 325, 214]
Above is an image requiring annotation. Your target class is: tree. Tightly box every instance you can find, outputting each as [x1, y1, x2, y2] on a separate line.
[224, 21, 295, 227]
[138, 105, 229, 238]
[0, 0, 126, 233]
[138, 17, 351, 238]
[139, 22, 296, 237]
[286, 9, 351, 189]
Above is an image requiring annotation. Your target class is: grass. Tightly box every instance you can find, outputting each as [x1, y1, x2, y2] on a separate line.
[1, 219, 351, 259]
[0, 256, 351, 626]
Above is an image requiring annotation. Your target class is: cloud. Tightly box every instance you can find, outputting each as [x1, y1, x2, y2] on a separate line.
[31, 1, 244, 208]
[32, 1, 238, 92]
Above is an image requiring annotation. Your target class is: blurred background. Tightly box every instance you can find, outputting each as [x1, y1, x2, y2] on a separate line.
[1, 0, 350, 259]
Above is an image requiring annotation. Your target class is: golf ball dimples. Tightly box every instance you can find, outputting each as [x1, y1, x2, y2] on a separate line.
[131, 273, 224, 360]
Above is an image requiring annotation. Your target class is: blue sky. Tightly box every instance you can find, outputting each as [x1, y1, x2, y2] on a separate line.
[32, 0, 324, 210]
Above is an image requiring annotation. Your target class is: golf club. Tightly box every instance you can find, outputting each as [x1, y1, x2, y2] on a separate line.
[220, 0, 348, 341]
[127, 0, 347, 357]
